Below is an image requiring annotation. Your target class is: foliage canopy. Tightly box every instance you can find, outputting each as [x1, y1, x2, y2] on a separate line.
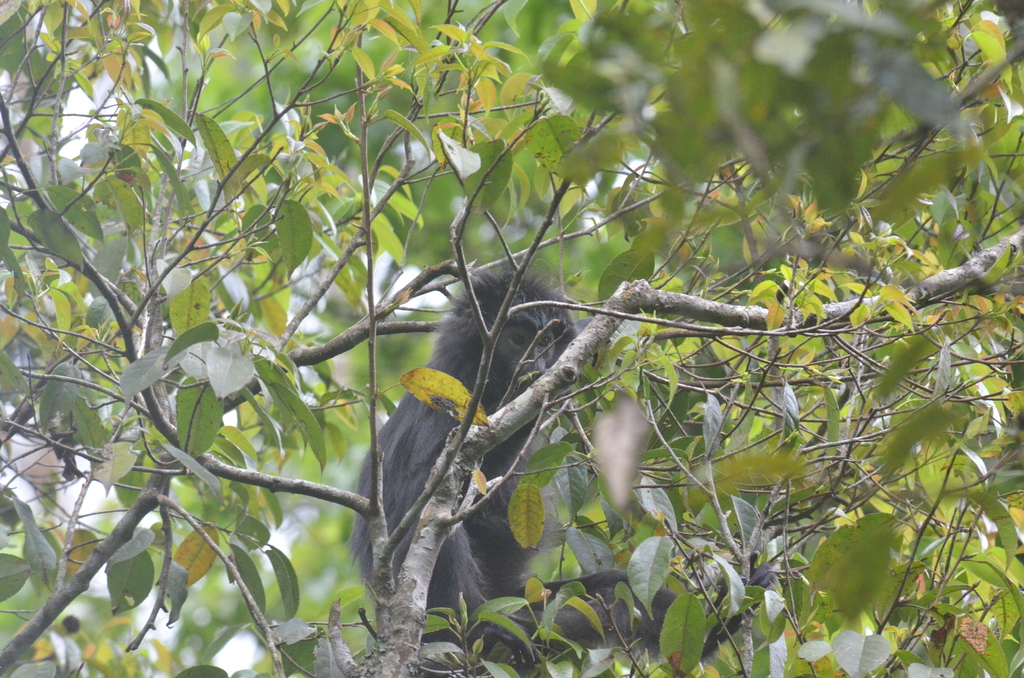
[3, 0, 1024, 676]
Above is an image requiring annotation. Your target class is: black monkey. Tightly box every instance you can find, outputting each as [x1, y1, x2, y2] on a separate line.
[350, 270, 773, 663]
[350, 270, 575, 645]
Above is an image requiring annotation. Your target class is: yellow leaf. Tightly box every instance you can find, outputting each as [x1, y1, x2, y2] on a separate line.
[66, 529, 97, 577]
[524, 577, 547, 604]
[351, 46, 376, 80]
[565, 596, 604, 638]
[884, 299, 914, 328]
[472, 470, 487, 494]
[766, 302, 786, 330]
[476, 78, 497, 112]
[508, 483, 545, 548]
[173, 527, 219, 587]
[399, 368, 489, 425]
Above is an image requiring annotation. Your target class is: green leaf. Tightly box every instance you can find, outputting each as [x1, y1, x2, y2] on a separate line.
[832, 630, 892, 678]
[271, 384, 326, 468]
[384, 110, 430, 152]
[177, 382, 224, 456]
[93, 442, 137, 492]
[703, 392, 723, 457]
[481, 661, 518, 678]
[109, 528, 155, 565]
[0, 209, 25, 293]
[476, 611, 533, 649]
[824, 386, 839, 442]
[0, 350, 25, 393]
[523, 441, 572, 487]
[14, 496, 56, 584]
[121, 347, 171, 402]
[28, 209, 83, 266]
[371, 214, 405, 262]
[196, 114, 236, 188]
[166, 562, 189, 624]
[465, 139, 512, 210]
[138, 98, 197, 145]
[170, 278, 212, 333]
[206, 344, 255, 398]
[597, 248, 654, 301]
[37, 364, 81, 431]
[276, 200, 313, 274]
[167, 321, 219, 362]
[266, 544, 300, 618]
[229, 543, 266, 612]
[226, 152, 270, 201]
[0, 554, 31, 602]
[806, 513, 898, 620]
[47, 186, 102, 240]
[71, 399, 108, 450]
[524, 115, 580, 176]
[508, 483, 545, 548]
[105, 177, 144, 232]
[627, 537, 672, 612]
[163, 443, 221, 494]
[436, 131, 481, 179]
[174, 666, 229, 678]
[565, 527, 613, 573]
[150, 144, 192, 214]
[659, 592, 706, 673]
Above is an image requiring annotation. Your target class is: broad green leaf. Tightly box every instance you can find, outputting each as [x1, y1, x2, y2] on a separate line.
[106, 550, 155, 613]
[37, 363, 80, 430]
[170, 278, 212, 333]
[276, 200, 313, 274]
[196, 114, 236, 187]
[138, 98, 197, 145]
[167, 321, 219, 362]
[206, 344, 255, 398]
[92, 444, 136, 491]
[465, 139, 512, 210]
[105, 177, 144, 231]
[523, 441, 572, 487]
[832, 630, 891, 678]
[28, 209, 83, 266]
[108, 528, 154, 565]
[163, 443, 221, 494]
[597, 248, 654, 301]
[524, 115, 580, 176]
[14, 497, 56, 583]
[229, 543, 266, 612]
[627, 537, 671, 611]
[121, 347, 171, 402]
[174, 666, 229, 678]
[565, 527, 613, 573]
[659, 592, 706, 673]
[266, 544, 300, 618]
[0, 554, 30, 602]
[436, 131, 481, 179]
[177, 382, 224, 455]
[807, 514, 898, 620]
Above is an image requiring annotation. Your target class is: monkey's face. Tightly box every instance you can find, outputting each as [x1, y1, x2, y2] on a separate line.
[494, 315, 573, 391]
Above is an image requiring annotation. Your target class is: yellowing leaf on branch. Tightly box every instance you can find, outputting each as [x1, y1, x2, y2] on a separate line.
[172, 527, 219, 587]
[508, 483, 545, 548]
[399, 368, 488, 425]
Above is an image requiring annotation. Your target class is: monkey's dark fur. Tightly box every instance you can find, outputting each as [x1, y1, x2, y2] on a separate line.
[350, 270, 773, 663]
